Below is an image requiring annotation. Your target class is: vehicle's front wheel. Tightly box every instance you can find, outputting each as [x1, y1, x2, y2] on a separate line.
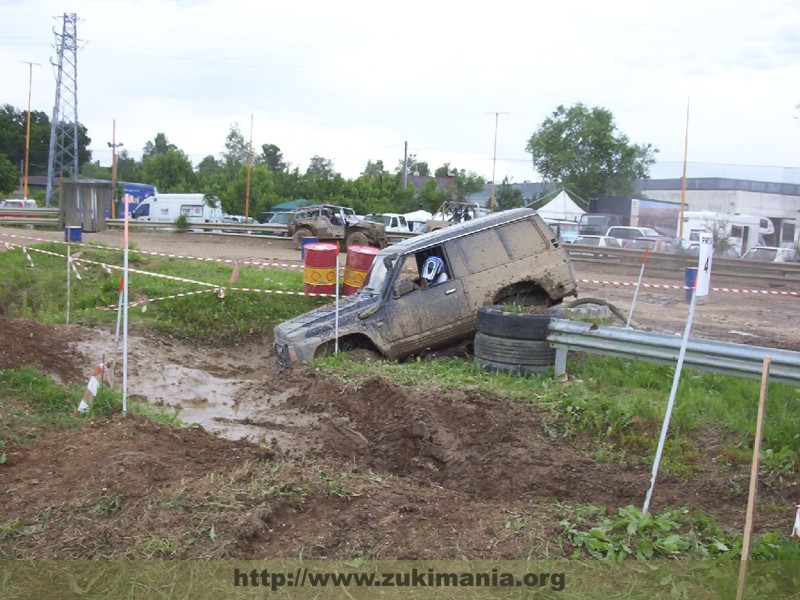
[293, 227, 315, 250]
[344, 230, 369, 250]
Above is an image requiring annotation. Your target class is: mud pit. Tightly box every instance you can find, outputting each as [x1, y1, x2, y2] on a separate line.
[0, 227, 798, 559]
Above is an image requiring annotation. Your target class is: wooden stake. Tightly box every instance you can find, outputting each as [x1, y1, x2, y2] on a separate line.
[736, 356, 771, 600]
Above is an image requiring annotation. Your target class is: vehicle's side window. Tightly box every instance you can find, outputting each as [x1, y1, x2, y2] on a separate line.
[409, 247, 451, 290]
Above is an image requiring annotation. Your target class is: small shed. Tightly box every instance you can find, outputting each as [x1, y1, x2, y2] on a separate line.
[60, 180, 111, 232]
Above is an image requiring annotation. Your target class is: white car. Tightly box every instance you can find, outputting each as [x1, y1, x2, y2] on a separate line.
[741, 246, 799, 263]
[570, 235, 623, 257]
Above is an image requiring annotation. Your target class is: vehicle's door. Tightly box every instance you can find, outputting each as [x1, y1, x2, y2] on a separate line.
[372, 253, 472, 357]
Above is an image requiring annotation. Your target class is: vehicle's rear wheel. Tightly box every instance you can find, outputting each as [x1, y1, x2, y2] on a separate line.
[293, 227, 315, 250]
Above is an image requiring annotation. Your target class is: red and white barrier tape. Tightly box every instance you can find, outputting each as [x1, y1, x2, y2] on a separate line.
[578, 278, 799, 297]
[0, 231, 305, 269]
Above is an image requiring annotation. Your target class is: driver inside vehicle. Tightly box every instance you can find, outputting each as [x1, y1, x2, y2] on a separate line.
[413, 255, 449, 290]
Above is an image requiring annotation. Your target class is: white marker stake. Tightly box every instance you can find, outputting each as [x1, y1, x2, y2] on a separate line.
[66, 233, 71, 325]
[334, 244, 340, 354]
[643, 233, 713, 515]
[626, 248, 649, 328]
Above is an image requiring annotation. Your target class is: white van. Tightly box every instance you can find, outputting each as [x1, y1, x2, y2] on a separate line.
[131, 194, 223, 225]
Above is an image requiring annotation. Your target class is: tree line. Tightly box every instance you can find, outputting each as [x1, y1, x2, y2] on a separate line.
[0, 102, 657, 217]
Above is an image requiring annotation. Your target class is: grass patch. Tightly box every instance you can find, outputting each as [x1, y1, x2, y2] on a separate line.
[0, 366, 183, 450]
[0, 240, 326, 343]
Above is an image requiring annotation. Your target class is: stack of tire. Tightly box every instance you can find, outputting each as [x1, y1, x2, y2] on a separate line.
[474, 306, 556, 375]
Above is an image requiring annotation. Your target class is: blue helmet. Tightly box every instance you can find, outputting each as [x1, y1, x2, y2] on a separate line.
[422, 256, 444, 282]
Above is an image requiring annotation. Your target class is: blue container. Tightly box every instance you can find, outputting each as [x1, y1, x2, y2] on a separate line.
[64, 226, 83, 243]
[684, 267, 698, 303]
[300, 237, 320, 259]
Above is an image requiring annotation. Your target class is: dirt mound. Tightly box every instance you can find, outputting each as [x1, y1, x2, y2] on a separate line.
[0, 317, 88, 384]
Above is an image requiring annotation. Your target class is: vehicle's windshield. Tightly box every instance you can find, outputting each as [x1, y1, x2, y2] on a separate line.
[559, 222, 578, 232]
[641, 228, 660, 237]
[743, 248, 777, 261]
[360, 254, 394, 295]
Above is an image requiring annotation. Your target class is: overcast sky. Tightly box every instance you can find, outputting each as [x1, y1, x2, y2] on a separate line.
[2, 0, 800, 185]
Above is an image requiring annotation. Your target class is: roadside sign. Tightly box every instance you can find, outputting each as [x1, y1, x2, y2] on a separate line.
[696, 232, 713, 297]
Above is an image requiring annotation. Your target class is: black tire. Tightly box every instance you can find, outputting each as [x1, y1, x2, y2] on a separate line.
[475, 305, 553, 340]
[344, 230, 369, 250]
[474, 333, 555, 375]
[293, 227, 314, 250]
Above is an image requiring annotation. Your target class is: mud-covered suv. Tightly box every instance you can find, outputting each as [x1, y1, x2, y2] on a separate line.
[274, 207, 577, 366]
[287, 204, 387, 250]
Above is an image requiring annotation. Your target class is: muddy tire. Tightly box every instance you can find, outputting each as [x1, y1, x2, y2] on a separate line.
[344, 230, 369, 250]
[293, 227, 315, 250]
[474, 333, 555, 375]
[475, 306, 553, 340]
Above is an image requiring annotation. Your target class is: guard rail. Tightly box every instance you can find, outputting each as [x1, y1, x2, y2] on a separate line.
[547, 318, 800, 386]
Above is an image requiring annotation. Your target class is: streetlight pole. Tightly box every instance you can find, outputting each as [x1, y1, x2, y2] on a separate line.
[486, 112, 508, 212]
[108, 120, 123, 219]
[22, 61, 40, 200]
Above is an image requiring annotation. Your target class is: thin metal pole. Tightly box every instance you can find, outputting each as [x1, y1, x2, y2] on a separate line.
[626, 248, 649, 328]
[642, 277, 698, 515]
[245, 114, 253, 221]
[678, 99, 690, 242]
[486, 112, 507, 212]
[22, 61, 39, 199]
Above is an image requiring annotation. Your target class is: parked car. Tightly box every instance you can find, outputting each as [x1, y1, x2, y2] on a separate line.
[741, 246, 799, 263]
[256, 211, 275, 224]
[626, 237, 681, 253]
[605, 226, 661, 245]
[570, 235, 623, 257]
[544, 219, 580, 243]
[273, 207, 578, 367]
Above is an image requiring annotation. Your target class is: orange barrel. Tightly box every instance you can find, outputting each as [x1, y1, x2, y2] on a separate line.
[342, 245, 381, 295]
[303, 242, 338, 296]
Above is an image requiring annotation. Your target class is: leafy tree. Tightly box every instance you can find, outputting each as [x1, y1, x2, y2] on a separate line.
[0, 104, 91, 177]
[525, 103, 657, 200]
[141, 148, 195, 192]
[223, 123, 249, 178]
[306, 155, 334, 177]
[434, 162, 453, 177]
[114, 149, 141, 183]
[143, 133, 177, 158]
[258, 143, 286, 172]
[495, 177, 524, 210]
[0, 153, 18, 195]
[80, 160, 110, 180]
[450, 169, 485, 201]
[416, 178, 450, 213]
[395, 153, 430, 177]
[362, 159, 385, 177]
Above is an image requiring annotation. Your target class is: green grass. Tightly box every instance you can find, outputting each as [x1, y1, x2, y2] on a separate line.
[0, 239, 326, 343]
[0, 366, 182, 450]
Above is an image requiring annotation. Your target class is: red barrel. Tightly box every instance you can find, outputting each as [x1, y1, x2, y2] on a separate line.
[343, 245, 380, 295]
[303, 242, 338, 296]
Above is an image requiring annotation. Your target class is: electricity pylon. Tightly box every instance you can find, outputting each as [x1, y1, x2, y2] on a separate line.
[45, 13, 80, 207]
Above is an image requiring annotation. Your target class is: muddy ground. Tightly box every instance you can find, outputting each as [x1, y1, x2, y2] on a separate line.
[0, 227, 798, 559]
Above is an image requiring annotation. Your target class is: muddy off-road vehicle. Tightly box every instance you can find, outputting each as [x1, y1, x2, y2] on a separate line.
[274, 207, 577, 366]
[424, 200, 491, 233]
[287, 204, 388, 250]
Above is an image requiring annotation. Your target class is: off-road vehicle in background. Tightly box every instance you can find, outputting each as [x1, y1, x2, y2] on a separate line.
[287, 204, 388, 250]
[424, 200, 490, 232]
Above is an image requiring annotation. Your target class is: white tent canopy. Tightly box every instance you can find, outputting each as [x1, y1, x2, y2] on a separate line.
[403, 210, 432, 222]
[536, 190, 586, 221]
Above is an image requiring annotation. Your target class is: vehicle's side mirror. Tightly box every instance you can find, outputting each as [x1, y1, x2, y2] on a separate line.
[393, 279, 415, 298]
